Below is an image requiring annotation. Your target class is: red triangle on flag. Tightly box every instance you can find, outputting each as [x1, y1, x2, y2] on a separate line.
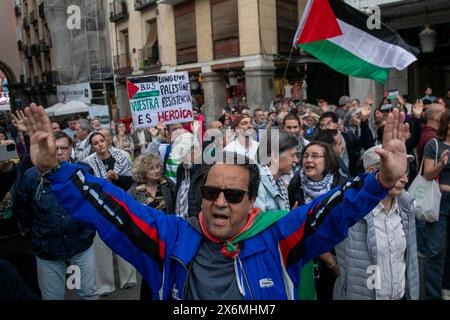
[296, 0, 343, 45]
[126, 80, 140, 100]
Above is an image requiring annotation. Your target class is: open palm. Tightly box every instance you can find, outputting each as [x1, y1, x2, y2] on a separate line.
[23, 103, 58, 171]
[376, 108, 409, 187]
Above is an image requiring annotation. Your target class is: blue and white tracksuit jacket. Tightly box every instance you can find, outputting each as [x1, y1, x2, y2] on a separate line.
[48, 162, 389, 300]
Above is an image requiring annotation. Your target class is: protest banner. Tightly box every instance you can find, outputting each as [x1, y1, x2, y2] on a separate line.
[127, 72, 193, 129]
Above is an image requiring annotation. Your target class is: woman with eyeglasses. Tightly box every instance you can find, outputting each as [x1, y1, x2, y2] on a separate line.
[288, 141, 347, 301]
[128, 153, 175, 301]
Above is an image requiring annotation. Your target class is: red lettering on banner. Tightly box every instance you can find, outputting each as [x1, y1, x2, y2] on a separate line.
[157, 109, 193, 123]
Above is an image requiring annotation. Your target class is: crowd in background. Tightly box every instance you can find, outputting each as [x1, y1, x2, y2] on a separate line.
[1, 85, 450, 301]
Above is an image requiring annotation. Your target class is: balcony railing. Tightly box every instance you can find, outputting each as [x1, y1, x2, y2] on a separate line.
[39, 3, 45, 18]
[135, 0, 156, 11]
[24, 46, 32, 59]
[114, 53, 132, 70]
[30, 10, 38, 24]
[23, 15, 30, 29]
[138, 47, 160, 70]
[42, 71, 57, 85]
[33, 76, 40, 86]
[31, 44, 41, 56]
[110, 0, 129, 23]
[114, 53, 132, 78]
[40, 40, 50, 52]
[15, 5, 21, 17]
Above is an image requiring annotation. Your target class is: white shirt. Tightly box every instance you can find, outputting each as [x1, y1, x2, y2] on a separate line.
[224, 139, 259, 162]
[372, 198, 407, 300]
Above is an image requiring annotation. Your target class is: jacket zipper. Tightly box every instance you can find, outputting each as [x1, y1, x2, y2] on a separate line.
[240, 258, 254, 300]
[171, 255, 190, 300]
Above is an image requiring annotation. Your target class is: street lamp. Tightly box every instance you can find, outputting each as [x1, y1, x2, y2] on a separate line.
[419, 25, 437, 53]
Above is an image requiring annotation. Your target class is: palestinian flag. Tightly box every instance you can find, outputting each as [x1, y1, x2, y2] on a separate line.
[293, 0, 417, 82]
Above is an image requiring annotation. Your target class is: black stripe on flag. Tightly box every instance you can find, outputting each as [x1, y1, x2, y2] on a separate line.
[329, 0, 417, 56]
[71, 173, 164, 271]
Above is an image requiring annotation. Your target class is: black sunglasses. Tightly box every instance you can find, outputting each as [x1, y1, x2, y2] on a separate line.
[201, 186, 247, 204]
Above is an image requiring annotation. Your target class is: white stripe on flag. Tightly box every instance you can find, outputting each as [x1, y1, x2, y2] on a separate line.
[328, 19, 417, 70]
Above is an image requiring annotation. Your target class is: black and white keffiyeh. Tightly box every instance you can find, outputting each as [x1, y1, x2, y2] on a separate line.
[299, 168, 334, 204]
[85, 147, 132, 179]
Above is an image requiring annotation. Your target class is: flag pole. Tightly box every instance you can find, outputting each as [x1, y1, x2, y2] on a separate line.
[281, 47, 295, 98]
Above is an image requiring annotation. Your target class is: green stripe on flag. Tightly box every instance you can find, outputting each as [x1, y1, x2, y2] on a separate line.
[299, 40, 389, 83]
[133, 91, 160, 100]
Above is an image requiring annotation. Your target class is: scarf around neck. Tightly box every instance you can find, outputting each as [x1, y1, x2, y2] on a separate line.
[199, 208, 290, 259]
[299, 168, 334, 204]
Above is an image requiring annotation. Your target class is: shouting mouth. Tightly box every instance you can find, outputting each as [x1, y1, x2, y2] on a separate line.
[212, 213, 229, 226]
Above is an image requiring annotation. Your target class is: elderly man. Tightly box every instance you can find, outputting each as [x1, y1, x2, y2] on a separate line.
[14, 132, 97, 300]
[22, 103, 408, 300]
[333, 145, 419, 300]
[73, 119, 93, 162]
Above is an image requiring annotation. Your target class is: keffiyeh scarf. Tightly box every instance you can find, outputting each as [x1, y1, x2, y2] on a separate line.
[85, 147, 132, 178]
[299, 168, 334, 204]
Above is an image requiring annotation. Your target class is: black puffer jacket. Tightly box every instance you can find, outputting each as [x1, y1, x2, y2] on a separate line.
[14, 165, 95, 261]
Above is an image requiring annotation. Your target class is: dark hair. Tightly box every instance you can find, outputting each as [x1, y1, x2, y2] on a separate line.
[312, 129, 339, 147]
[54, 131, 72, 146]
[218, 114, 228, 125]
[0, 128, 8, 139]
[319, 112, 339, 124]
[202, 152, 260, 201]
[283, 113, 301, 127]
[437, 109, 450, 141]
[301, 141, 340, 175]
[89, 132, 105, 146]
[258, 129, 299, 159]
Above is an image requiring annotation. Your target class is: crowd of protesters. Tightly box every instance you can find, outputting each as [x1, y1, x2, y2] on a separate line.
[0, 85, 449, 301]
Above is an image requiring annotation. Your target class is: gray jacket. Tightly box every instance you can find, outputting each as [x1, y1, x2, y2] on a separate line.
[254, 165, 289, 212]
[333, 191, 419, 300]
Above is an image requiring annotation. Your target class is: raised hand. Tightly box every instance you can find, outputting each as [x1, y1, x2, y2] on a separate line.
[23, 103, 58, 171]
[375, 108, 409, 188]
[360, 101, 372, 121]
[396, 94, 405, 106]
[365, 94, 375, 107]
[11, 110, 28, 133]
[412, 99, 424, 119]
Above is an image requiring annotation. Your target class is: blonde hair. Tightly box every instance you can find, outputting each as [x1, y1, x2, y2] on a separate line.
[132, 154, 162, 183]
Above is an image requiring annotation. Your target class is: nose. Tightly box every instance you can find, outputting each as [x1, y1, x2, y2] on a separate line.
[400, 173, 409, 184]
[214, 191, 228, 208]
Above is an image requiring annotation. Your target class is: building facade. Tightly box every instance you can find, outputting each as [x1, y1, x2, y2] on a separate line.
[110, 0, 318, 124]
[0, 0, 22, 113]
[8, 0, 55, 109]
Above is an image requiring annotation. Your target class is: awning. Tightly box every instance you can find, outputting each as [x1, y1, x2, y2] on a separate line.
[45, 100, 89, 117]
[143, 22, 158, 49]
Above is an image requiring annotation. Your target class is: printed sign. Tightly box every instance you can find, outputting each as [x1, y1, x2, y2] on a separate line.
[89, 104, 110, 129]
[127, 72, 193, 129]
[57, 82, 92, 104]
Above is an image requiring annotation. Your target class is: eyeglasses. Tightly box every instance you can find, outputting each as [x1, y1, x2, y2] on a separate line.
[302, 153, 325, 160]
[56, 146, 70, 152]
[201, 186, 247, 204]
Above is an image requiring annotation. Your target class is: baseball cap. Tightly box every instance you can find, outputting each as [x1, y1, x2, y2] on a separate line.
[362, 145, 414, 171]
